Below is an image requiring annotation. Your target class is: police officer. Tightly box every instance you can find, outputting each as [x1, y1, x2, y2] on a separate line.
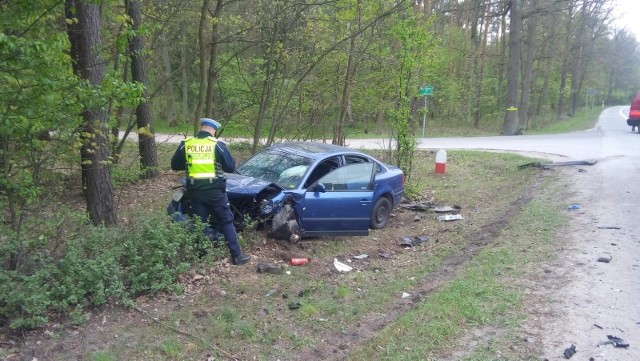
[171, 118, 251, 266]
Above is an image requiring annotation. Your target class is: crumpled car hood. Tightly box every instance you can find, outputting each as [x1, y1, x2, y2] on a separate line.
[225, 173, 283, 195]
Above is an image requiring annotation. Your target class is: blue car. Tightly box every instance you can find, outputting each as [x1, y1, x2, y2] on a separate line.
[170, 141, 404, 241]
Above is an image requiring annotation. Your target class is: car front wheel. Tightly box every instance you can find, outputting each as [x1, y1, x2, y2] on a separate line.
[370, 197, 391, 229]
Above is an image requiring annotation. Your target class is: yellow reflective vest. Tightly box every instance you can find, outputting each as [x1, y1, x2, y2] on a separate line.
[184, 136, 218, 179]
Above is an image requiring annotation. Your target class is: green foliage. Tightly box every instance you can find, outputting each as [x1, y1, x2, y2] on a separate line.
[0, 0, 147, 233]
[385, 12, 432, 176]
[0, 211, 206, 330]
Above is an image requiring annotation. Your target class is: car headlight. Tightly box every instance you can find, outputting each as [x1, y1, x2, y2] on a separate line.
[260, 200, 274, 215]
[259, 192, 287, 216]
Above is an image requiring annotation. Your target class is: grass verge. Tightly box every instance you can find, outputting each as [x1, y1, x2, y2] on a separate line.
[24, 150, 572, 361]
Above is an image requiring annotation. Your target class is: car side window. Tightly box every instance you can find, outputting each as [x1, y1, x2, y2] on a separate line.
[315, 163, 374, 191]
[344, 155, 382, 174]
[305, 157, 340, 187]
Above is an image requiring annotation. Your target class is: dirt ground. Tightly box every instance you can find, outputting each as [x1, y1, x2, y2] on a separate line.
[2, 161, 639, 360]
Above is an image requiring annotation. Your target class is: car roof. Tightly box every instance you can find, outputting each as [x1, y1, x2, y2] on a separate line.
[265, 141, 360, 160]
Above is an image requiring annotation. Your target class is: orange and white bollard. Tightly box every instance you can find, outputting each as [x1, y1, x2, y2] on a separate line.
[435, 149, 447, 174]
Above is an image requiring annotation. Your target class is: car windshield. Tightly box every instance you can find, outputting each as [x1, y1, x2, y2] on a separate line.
[236, 149, 313, 189]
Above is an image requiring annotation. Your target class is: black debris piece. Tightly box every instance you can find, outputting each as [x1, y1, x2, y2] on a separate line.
[597, 256, 612, 263]
[399, 235, 430, 248]
[519, 160, 597, 170]
[597, 226, 621, 230]
[400, 201, 436, 212]
[563, 344, 576, 359]
[433, 205, 462, 213]
[399, 236, 414, 247]
[607, 335, 629, 348]
[256, 262, 284, 274]
[288, 302, 301, 310]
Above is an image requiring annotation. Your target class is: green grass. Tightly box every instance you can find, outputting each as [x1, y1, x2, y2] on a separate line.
[91, 352, 117, 361]
[526, 107, 602, 134]
[345, 179, 568, 360]
[7, 148, 572, 361]
[98, 151, 551, 360]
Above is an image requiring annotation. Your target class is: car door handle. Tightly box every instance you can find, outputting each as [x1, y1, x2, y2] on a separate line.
[360, 200, 371, 205]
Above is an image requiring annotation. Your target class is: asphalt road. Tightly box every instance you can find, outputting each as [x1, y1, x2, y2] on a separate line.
[346, 105, 633, 161]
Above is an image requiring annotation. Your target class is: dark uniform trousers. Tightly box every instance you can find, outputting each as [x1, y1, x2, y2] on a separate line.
[188, 188, 241, 259]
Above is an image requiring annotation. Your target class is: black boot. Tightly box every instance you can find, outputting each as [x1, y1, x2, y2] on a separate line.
[232, 253, 251, 266]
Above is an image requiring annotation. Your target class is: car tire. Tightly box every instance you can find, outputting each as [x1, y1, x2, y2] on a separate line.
[370, 197, 391, 229]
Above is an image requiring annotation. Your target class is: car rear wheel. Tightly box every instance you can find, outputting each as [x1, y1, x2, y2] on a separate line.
[370, 197, 391, 229]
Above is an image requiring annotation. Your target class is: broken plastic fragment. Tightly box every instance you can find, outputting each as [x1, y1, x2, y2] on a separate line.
[265, 289, 277, 297]
[563, 344, 576, 359]
[437, 214, 463, 221]
[399, 235, 430, 247]
[353, 254, 369, 260]
[607, 335, 629, 348]
[399, 236, 414, 247]
[597, 256, 612, 263]
[567, 204, 581, 210]
[433, 205, 461, 213]
[414, 236, 429, 245]
[401, 292, 411, 299]
[334, 258, 353, 272]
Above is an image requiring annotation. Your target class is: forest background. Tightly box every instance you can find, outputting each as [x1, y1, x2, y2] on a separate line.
[1, 0, 640, 332]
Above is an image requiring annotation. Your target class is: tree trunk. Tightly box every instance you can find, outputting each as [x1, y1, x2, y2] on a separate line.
[253, 15, 279, 153]
[502, 0, 522, 135]
[375, 108, 384, 134]
[518, 0, 539, 130]
[181, 24, 189, 125]
[333, 35, 357, 146]
[126, 0, 159, 179]
[194, 0, 210, 134]
[537, 8, 557, 114]
[205, 0, 224, 117]
[161, 35, 177, 127]
[568, 14, 585, 116]
[266, 51, 285, 145]
[473, 0, 490, 128]
[558, 0, 575, 118]
[65, 0, 117, 226]
[496, 8, 507, 110]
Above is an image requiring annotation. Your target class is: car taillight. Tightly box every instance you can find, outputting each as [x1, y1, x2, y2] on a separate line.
[401, 174, 405, 185]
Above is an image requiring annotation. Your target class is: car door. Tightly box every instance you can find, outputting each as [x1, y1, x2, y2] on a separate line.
[299, 163, 375, 237]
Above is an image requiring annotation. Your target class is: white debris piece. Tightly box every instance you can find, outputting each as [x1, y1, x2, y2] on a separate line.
[333, 258, 353, 272]
[437, 214, 463, 221]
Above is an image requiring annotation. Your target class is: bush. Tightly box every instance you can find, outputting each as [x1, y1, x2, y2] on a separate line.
[0, 211, 207, 330]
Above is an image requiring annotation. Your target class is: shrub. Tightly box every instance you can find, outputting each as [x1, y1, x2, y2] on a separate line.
[0, 211, 208, 330]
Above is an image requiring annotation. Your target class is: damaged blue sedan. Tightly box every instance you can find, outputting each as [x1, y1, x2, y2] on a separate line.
[169, 141, 404, 241]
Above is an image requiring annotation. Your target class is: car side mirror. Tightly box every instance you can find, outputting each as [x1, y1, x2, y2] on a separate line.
[313, 183, 326, 193]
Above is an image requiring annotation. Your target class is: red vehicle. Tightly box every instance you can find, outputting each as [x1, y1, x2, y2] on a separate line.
[627, 91, 640, 132]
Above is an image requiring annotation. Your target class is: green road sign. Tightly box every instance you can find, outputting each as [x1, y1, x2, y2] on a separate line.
[420, 86, 433, 96]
